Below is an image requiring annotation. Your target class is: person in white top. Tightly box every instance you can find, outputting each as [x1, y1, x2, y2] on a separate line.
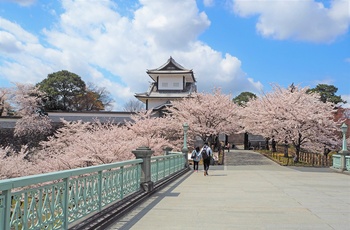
[191, 146, 201, 172]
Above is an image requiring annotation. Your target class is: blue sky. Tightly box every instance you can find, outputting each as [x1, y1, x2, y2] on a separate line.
[0, 0, 349, 110]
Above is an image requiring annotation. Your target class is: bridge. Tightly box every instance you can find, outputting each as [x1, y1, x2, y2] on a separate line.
[107, 150, 350, 230]
[0, 147, 188, 230]
[1, 148, 349, 229]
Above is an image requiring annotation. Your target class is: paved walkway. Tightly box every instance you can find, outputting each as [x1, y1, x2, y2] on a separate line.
[108, 150, 350, 230]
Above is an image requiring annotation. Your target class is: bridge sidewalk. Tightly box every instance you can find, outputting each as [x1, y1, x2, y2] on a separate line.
[108, 150, 350, 230]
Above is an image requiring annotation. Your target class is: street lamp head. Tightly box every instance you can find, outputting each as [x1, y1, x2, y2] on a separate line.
[183, 123, 189, 132]
[341, 123, 348, 134]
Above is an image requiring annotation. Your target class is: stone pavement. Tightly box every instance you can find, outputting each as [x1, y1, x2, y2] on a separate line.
[108, 150, 350, 230]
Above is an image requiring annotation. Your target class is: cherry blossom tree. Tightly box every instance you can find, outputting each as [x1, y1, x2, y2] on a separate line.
[165, 88, 241, 146]
[0, 146, 38, 179]
[36, 112, 171, 173]
[241, 84, 341, 161]
[11, 83, 52, 146]
[37, 119, 129, 171]
[125, 110, 182, 151]
[1, 109, 179, 177]
[2, 87, 244, 179]
[2, 83, 347, 179]
[0, 87, 12, 116]
[0, 84, 53, 179]
[12, 83, 45, 115]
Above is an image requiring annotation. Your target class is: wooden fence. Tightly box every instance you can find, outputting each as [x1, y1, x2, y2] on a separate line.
[275, 145, 333, 167]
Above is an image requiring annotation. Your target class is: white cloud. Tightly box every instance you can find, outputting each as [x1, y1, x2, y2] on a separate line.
[0, 18, 38, 44]
[1, 0, 36, 6]
[0, 31, 22, 53]
[170, 44, 263, 95]
[345, 58, 350, 63]
[341, 95, 350, 108]
[203, 0, 215, 7]
[0, 0, 263, 110]
[232, 0, 350, 43]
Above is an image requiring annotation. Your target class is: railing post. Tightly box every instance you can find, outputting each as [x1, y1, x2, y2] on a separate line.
[163, 147, 173, 155]
[132, 147, 154, 192]
[333, 123, 350, 171]
[156, 160, 159, 182]
[120, 166, 124, 199]
[2, 189, 11, 230]
[98, 171, 103, 211]
[63, 177, 69, 230]
[163, 158, 166, 178]
[182, 123, 189, 168]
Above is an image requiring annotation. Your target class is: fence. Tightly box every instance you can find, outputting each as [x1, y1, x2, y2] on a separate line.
[274, 145, 332, 167]
[0, 151, 186, 230]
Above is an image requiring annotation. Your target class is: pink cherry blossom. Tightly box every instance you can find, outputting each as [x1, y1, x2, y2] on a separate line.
[241, 84, 341, 161]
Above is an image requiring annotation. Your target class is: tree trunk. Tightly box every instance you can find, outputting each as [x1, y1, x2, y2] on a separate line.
[294, 144, 300, 162]
[293, 133, 302, 162]
[244, 132, 249, 150]
[283, 140, 288, 158]
[265, 137, 270, 151]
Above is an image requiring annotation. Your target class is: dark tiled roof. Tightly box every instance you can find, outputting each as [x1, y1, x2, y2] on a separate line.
[147, 56, 190, 72]
[0, 112, 134, 128]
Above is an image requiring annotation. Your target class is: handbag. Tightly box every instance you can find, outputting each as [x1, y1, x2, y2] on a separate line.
[191, 151, 196, 159]
[210, 156, 215, 165]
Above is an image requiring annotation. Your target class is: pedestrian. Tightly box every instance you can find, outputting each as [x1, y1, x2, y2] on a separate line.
[201, 142, 213, 176]
[191, 146, 201, 172]
[271, 138, 276, 152]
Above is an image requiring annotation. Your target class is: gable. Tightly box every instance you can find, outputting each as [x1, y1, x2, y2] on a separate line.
[158, 59, 184, 71]
[146, 57, 196, 83]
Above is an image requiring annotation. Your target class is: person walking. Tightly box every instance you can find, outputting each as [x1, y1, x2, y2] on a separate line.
[191, 146, 201, 172]
[201, 142, 212, 176]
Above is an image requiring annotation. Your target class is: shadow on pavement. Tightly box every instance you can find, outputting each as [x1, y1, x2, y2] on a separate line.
[112, 171, 192, 230]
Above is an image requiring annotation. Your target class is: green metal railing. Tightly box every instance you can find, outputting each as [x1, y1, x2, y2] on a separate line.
[0, 159, 142, 230]
[332, 154, 350, 172]
[346, 156, 350, 171]
[151, 152, 185, 182]
[0, 153, 186, 230]
[332, 154, 342, 169]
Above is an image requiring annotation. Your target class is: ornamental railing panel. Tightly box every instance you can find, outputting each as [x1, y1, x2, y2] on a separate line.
[0, 159, 142, 230]
[332, 154, 342, 169]
[151, 152, 185, 183]
[346, 156, 350, 171]
[0, 152, 188, 230]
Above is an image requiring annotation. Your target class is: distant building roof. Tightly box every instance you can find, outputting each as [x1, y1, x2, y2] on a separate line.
[134, 90, 193, 99]
[48, 111, 134, 124]
[0, 111, 135, 129]
[146, 56, 196, 83]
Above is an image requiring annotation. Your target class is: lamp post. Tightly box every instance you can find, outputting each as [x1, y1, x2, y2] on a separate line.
[182, 123, 189, 168]
[339, 123, 349, 154]
[334, 123, 350, 171]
